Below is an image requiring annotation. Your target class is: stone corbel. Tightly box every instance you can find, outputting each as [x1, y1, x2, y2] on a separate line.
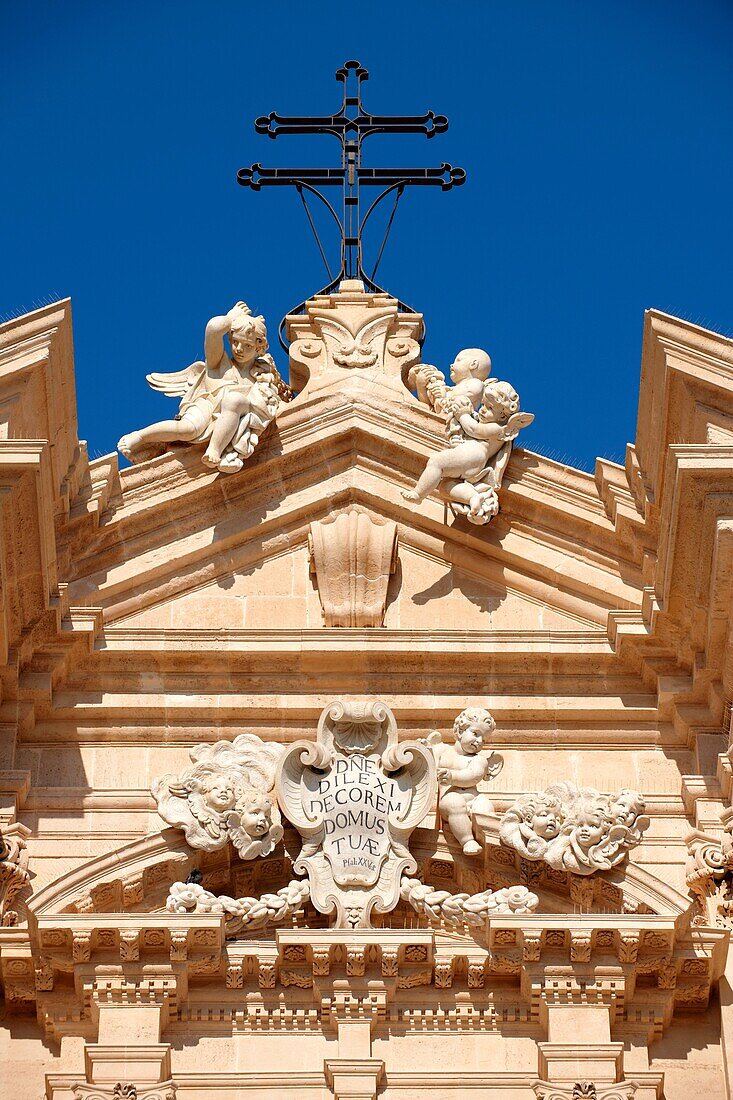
[324, 1058, 385, 1100]
[686, 826, 733, 926]
[308, 510, 398, 627]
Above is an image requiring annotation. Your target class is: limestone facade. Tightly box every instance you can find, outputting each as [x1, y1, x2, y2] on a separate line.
[1, 285, 733, 1098]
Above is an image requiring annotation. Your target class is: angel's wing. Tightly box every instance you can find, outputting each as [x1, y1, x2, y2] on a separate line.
[499, 411, 534, 443]
[146, 360, 204, 398]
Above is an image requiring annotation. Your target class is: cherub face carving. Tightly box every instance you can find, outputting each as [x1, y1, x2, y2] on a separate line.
[238, 792, 273, 838]
[610, 788, 643, 826]
[574, 804, 607, 848]
[201, 775, 238, 813]
[531, 805, 561, 839]
[453, 707, 495, 756]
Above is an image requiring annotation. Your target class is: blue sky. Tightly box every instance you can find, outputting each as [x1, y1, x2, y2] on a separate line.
[2, 1, 732, 471]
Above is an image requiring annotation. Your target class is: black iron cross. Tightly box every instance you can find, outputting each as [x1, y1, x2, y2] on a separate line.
[237, 60, 465, 288]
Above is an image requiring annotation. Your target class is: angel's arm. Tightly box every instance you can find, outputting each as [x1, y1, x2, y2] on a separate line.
[204, 311, 235, 370]
[445, 758, 486, 786]
[457, 412, 493, 440]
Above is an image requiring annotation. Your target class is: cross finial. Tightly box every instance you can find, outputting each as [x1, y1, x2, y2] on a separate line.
[237, 60, 465, 291]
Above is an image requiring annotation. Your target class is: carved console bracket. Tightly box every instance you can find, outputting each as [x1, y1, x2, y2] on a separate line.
[309, 511, 398, 627]
[0, 821, 31, 925]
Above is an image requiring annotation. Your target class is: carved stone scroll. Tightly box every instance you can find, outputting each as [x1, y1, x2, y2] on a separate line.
[308, 511, 398, 627]
[71, 1085, 177, 1100]
[500, 783, 648, 876]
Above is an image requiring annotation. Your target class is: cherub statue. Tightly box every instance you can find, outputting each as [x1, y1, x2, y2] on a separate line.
[118, 302, 292, 473]
[408, 347, 492, 424]
[402, 378, 534, 524]
[498, 792, 564, 861]
[424, 707, 503, 855]
[151, 733, 284, 859]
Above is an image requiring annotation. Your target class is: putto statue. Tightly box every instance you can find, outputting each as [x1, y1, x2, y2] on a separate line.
[499, 782, 649, 876]
[424, 707, 503, 855]
[118, 302, 291, 473]
[151, 734, 284, 860]
[405, 349, 533, 524]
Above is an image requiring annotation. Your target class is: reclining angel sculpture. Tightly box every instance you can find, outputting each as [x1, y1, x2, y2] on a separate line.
[404, 348, 534, 524]
[118, 301, 292, 473]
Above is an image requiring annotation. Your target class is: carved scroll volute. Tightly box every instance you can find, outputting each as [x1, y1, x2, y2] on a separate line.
[309, 510, 398, 627]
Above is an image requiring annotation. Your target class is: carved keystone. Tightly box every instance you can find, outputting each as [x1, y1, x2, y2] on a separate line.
[309, 511, 398, 627]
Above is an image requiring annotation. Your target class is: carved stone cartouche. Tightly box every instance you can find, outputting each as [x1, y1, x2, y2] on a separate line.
[276, 699, 435, 928]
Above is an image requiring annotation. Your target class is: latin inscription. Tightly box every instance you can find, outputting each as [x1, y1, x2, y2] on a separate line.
[306, 754, 407, 885]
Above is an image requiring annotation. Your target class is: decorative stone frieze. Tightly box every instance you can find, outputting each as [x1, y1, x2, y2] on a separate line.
[533, 1083, 637, 1100]
[499, 784, 648, 875]
[71, 1084, 177, 1100]
[151, 734, 283, 859]
[424, 707, 503, 854]
[308, 510, 398, 627]
[118, 301, 291, 472]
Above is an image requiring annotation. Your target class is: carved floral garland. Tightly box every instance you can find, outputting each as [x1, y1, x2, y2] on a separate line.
[166, 875, 538, 937]
[400, 878, 538, 927]
[166, 878, 310, 936]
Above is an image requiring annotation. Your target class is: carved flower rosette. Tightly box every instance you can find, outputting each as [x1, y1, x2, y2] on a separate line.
[276, 700, 436, 927]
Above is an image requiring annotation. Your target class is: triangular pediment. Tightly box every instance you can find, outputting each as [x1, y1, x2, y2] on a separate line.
[114, 538, 598, 633]
[67, 387, 640, 633]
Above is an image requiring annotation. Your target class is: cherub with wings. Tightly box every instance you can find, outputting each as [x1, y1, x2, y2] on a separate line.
[424, 707, 503, 856]
[402, 379, 534, 524]
[118, 302, 291, 473]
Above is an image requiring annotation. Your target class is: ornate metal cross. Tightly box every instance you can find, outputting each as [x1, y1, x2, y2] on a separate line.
[237, 60, 465, 290]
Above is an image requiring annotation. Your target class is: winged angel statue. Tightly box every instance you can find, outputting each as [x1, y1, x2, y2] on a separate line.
[151, 734, 284, 860]
[118, 302, 291, 473]
[404, 349, 534, 524]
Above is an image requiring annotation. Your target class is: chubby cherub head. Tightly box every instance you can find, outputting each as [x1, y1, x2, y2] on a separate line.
[199, 771, 239, 814]
[452, 706, 496, 755]
[449, 348, 492, 385]
[236, 789, 274, 839]
[610, 788, 645, 827]
[515, 793, 563, 839]
[229, 303, 268, 364]
[479, 380, 521, 424]
[572, 799, 609, 851]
